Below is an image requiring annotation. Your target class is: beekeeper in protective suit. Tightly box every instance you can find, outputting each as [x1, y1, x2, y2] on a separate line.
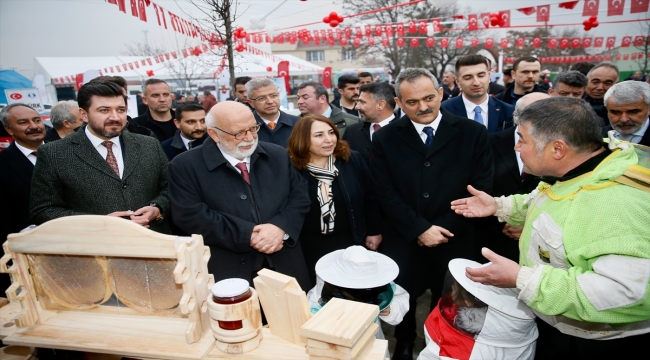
[419, 259, 538, 360]
[307, 245, 409, 342]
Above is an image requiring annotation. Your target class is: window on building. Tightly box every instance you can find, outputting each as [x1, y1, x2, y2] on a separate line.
[306, 51, 324, 62]
[342, 49, 356, 61]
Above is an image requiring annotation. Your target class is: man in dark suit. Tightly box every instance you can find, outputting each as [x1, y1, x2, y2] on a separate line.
[586, 62, 619, 127]
[342, 82, 396, 164]
[245, 77, 299, 148]
[44, 100, 82, 142]
[601, 81, 650, 146]
[476, 93, 549, 262]
[168, 101, 311, 290]
[30, 81, 170, 233]
[0, 103, 46, 292]
[371, 68, 493, 360]
[441, 70, 460, 102]
[132, 79, 177, 141]
[330, 74, 361, 117]
[297, 81, 359, 137]
[442, 54, 514, 133]
[161, 103, 207, 161]
[495, 56, 546, 105]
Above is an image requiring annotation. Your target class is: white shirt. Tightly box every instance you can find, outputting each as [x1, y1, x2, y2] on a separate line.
[322, 106, 333, 118]
[462, 95, 489, 127]
[369, 115, 395, 140]
[513, 126, 523, 174]
[14, 141, 40, 165]
[614, 118, 649, 144]
[85, 126, 124, 178]
[217, 143, 251, 173]
[261, 113, 281, 128]
[410, 111, 443, 144]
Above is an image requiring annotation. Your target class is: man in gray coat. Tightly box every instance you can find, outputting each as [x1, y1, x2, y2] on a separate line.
[30, 81, 170, 233]
[296, 81, 359, 137]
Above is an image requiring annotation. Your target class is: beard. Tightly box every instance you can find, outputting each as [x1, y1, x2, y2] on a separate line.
[89, 119, 125, 138]
[613, 119, 646, 135]
[220, 137, 258, 160]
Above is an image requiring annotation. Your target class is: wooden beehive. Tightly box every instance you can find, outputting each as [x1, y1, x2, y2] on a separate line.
[0, 215, 215, 360]
[300, 298, 384, 360]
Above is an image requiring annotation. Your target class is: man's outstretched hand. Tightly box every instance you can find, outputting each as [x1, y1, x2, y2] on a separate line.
[465, 248, 520, 288]
[450, 185, 497, 218]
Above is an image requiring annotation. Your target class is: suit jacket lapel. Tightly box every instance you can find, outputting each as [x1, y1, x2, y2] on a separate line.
[450, 97, 467, 118]
[427, 111, 457, 157]
[487, 97, 501, 133]
[493, 126, 521, 181]
[5, 143, 34, 184]
[362, 122, 371, 142]
[121, 132, 141, 180]
[70, 130, 122, 181]
[397, 118, 428, 155]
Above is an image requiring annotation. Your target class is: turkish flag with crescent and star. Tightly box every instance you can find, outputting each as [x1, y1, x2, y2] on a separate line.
[499, 11, 511, 28]
[607, 0, 625, 16]
[468, 14, 478, 30]
[594, 37, 604, 47]
[621, 36, 632, 47]
[606, 36, 616, 48]
[431, 18, 442, 32]
[480, 13, 490, 28]
[583, 0, 599, 16]
[560, 37, 570, 49]
[322, 67, 332, 88]
[277, 61, 291, 93]
[583, 37, 592, 48]
[485, 38, 494, 48]
[631, 0, 650, 13]
[635, 36, 646, 46]
[532, 37, 542, 47]
[548, 37, 558, 48]
[537, 5, 550, 22]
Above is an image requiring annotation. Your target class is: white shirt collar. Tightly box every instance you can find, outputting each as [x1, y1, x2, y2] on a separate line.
[261, 112, 281, 126]
[410, 111, 443, 143]
[217, 143, 251, 172]
[630, 118, 649, 137]
[461, 95, 489, 126]
[513, 126, 523, 174]
[322, 106, 333, 118]
[85, 125, 119, 148]
[14, 141, 40, 165]
[179, 134, 193, 150]
[369, 114, 395, 140]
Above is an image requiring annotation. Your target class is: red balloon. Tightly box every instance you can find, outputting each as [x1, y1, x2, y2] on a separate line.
[235, 44, 245, 52]
[266, 66, 272, 72]
[337, 15, 344, 23]
[323, 16, 330, 23]
[146, 70, 154, 76]
[329, 12, 338, 19]
[329, 20, 339, 28]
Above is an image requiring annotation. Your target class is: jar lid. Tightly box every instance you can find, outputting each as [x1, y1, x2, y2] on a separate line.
[212, 278, 250, 298]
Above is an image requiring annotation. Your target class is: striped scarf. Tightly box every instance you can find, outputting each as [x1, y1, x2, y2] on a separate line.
[307, 155, 339, 234]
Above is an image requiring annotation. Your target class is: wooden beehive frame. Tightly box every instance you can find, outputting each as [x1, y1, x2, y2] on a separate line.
[0, 215, 215, 360]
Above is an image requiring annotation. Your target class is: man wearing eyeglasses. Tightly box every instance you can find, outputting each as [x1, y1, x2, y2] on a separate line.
[168, 101, 312, 290]
[245, 77, 299, 148]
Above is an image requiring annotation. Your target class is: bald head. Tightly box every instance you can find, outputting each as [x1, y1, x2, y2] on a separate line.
[207, 101, 255, 129]
[515, 92, 550, 113]
[206, 101, 259, 160]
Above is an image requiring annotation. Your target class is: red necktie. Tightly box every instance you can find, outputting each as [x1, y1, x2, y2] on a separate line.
[373, 123, 381, 132]
[101, 141, 120, 176]
[268, 121, 276, 130]
[235, 162, 250, 185]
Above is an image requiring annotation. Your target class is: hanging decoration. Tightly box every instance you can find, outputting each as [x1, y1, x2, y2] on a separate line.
[323, 12, 345, 28]
[583, 16, 599, 31]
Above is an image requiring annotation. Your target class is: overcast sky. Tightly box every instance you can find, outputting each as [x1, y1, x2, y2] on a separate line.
[1, 0, 646, 78]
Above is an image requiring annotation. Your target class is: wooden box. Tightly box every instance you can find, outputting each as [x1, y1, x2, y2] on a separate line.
[0, 215, 215, 359]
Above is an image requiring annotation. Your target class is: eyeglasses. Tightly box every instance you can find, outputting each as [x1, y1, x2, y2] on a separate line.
[252, 93, 280, 103]
[212, 124, 261, 140]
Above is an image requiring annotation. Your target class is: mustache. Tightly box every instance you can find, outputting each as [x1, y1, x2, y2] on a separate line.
[415, 109, 434, 116]
[26, 128, 43, 134]
[192, 130, 205, 135]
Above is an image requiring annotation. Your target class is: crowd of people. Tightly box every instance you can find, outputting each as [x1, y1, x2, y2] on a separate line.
[0, 53, 649, 359]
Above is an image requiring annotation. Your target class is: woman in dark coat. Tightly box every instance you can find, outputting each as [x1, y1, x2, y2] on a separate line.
[287, 115, 382, 284]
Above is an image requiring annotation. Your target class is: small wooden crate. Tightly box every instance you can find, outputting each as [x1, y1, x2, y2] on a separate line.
[0, 215, 215, 360]
[300, 298, 383, 360]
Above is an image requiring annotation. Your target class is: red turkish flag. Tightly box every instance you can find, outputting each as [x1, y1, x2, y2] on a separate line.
[431, 18, 442, 32]
[339, 38, 347, 46]
[583, 37, 592, 48]
[355, 26, 362, 38]
[396, 23, 405, 37]
[632, 53, 638, 60]
[621, 36, 632, 47]
[344, 27, 352, 38]
[468, 14, 479, 30]
[128, 63, 134, 70]
[455, 38, 464, 48]
[353, 38, 361, 46]
[560, 37, 570, 49]
[634, 36, 645, 46]
[134, 61, 140, 68]
[130, 0, 138, 17]
[471, 38, 479, 47]
[606, 36, 616, 48]
[396, 38, 405, 47]
[624, 54, 629, 60]
[594, 37, 604, 47]
[374, 25, 383, 36]
[607, 0, 625, 16]
[559, 1, 580, 9]
[516, 38, 525, 47]
[418, 20, 427, 34]
[322, 67, 332, 88]
[616, 54, 622, 60]
[410, 38, 419, 47]
[480, 13, 490, 28]
[583, 0, 599, 16]
[426, 38, 435, 47]
[440, 38, 449, 48]
[485, 38, 494, 48]
[138, 0, 147, 22]
[407, 20, 417, 34]
[385, 25, 394, 37]
[327, 38, 335, 46]
[537, 5, 550, 22]
[532, 37, 542, 47]
[367, 37, 375, 46]
[365, 24, 372, 37]
[277, 61, 291, 94]
[381, 38, 389, 47]
[548, 37, 558, 48]
[631, 0, 650, 13]
[500, 38, 509, 48]
[517, 7, 535, 16]
[146, 58, 152, 65]
[499, 11, 511, 27]
[116, 0, 126, 13]
[75, 73, 84, 91]
[571, 37, 581, 48]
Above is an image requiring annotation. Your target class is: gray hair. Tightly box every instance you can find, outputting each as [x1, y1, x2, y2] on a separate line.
[604, 81, 650, 108]
[245, 77, 277, 99]
[517, 97, 603, 155]
[0, 103, 37, 127]
[205, 111, 216, 128]
[359, 82, 397, 110]
[587, 62, 619, 82]
[50, 100, 79, 130]
[394, 68, 439, 100]
[298, 81, 329, 100]
[553, 71, 588, 89]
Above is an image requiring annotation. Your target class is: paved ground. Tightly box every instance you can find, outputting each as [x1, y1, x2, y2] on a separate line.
[381, 290, 432, 359]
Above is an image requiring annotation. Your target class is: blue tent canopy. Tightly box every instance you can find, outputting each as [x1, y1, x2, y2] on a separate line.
[0, 69, 33, 104]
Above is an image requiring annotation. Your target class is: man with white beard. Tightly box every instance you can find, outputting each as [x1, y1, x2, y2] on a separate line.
[168, 101, 312, 289]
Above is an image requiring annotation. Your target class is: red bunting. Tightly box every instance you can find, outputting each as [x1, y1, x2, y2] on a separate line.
[480, 13, 490, 28]
[517, 7, 535, 16]
[410, 38, 419, 47]
[621, 35, 632, 47]
[571, 37, 581, 48]
[634, 35, 645, 46]
[583, 37, 592, 48]
[440, 38, 449, 48]
[537, 5, 550, 22]
[468, 14, 478, 31]
[499, 11, 511, 27]
[583, 0, 599, 16]
[485, 38, 494, 48]
[500, 38, 509, 48]
[455, 38, 464, 48]
[532, 37, 542, 47]
[471, 38, 479, 47]
[631, 0, 650, 13]
[548, 37, 558, 48]
[396, 23, 405, 37]
[606, 36, 616, 48]
[607, 0, 625, 16]
[431, 18, 442, 32]
[558, 1, 579, 10]
[426, 37, 435, 47]
[407, 20, 417, 34]
[396, 38, 405, 47]
[560, 37, 570, 49]
[418, 20, 427, 34]
[515, 38, 525, 47]
[594, 37, 604, 47]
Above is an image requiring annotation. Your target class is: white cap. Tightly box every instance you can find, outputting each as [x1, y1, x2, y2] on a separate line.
[211, 278, 250, 298]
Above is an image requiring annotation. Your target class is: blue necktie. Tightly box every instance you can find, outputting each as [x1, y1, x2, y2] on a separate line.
[423, 126, 434, 148]
[474, 106, 484, 125]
